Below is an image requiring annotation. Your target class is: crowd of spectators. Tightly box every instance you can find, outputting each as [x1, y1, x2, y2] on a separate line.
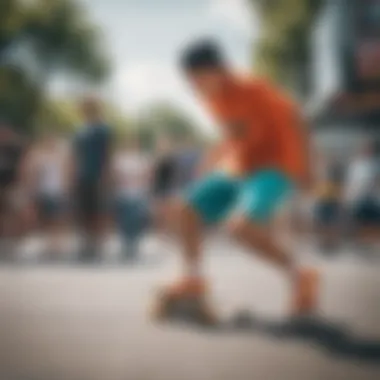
[0, 98, 201, 262]
[301, 140, 380, 253]
[0, 98, 379, 263]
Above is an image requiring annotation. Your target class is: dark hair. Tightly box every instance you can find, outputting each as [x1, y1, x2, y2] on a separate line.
[180, 39, 225, 72]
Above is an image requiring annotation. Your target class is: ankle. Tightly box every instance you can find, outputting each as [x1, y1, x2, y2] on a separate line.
[185, 261, 203, 278]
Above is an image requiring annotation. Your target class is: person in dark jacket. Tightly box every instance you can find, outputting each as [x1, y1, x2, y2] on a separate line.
[152, 136, 177, 234]
[0, 123, 25, 254]
[72, 97, 112, 262]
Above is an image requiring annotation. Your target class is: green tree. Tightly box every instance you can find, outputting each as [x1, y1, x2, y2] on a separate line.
[251, 0, 323, 96]
[34, 98, 132, 140]
[0, 0, 25, 56]
[104, 104, 133, 140]
[0, 0, 110, 132]
[137, 103, 205, 149]
[25, 0, 109, 82]
[0, 66, 41, 129]
[33, 98, 80, 135]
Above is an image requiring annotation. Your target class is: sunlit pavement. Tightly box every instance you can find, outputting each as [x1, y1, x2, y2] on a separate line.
[0, 235, 379, 380]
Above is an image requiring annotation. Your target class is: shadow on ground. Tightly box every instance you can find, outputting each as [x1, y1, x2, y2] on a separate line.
[170, 312, 380, 364]
[229, 313, 380, 363]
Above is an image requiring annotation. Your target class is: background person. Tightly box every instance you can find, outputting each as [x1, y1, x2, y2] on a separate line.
[27, 134, 70, 258]
[173, 135, 202, 192]
[112, 136, 152, 261]
[152, 135, 178, 234]
[313, 155, 345, 252]
[344, 141, 380, 250]
[72, 97, 113, 262]
[0, 124, 25, 255]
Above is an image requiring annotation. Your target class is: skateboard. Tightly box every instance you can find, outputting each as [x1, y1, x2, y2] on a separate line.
[151, 286, 219, 326]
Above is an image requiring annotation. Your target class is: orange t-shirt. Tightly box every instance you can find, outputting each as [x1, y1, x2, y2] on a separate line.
[205, 76, 308, 182]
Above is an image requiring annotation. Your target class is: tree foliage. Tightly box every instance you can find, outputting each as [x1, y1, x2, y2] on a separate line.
[251, 0, 323, 95]
[0, 0, 110, 132]
[136, 103, 206, 149]
[34, 98, 132, 139]
[33, 98, 80, 135]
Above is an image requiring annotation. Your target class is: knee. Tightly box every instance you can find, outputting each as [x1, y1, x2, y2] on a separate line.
[173, 200, 198, 224]
[225, 216, 250, 240]
[225, 216, 264, 244]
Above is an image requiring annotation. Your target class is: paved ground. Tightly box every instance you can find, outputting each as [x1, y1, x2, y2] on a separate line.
[0, 236, 379, 380]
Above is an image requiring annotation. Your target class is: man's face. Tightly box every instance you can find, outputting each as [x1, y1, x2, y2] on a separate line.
[187, 68, 226, 97]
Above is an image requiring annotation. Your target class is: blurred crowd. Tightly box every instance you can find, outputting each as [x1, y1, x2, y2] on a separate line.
[0, 98, 202, 262]
[295, 140, 380, 254]
[0, 98, 379, 264]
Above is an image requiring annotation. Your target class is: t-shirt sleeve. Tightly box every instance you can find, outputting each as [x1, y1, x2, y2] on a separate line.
[260, 83, 308, 181]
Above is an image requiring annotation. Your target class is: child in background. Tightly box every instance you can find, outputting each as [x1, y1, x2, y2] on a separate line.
[313, 156, 344, 252]
[152, 136, 178, 239]
[26, 134, 70, 258]
[112, 136, 151, 261]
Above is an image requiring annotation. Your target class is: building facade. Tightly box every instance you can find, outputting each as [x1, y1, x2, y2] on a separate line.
[309, 0, 380, 156]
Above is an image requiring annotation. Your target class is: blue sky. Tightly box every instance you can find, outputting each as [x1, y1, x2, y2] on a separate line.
[77, 0, 259, 132]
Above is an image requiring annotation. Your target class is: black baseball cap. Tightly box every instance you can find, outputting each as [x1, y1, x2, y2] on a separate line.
[180, 39, 225, 72]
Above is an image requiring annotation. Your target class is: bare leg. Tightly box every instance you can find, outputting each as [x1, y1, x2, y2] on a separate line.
[176, 201, 203, 277]
[155, 201, 213, 323]
[47, 217, 67, 256]
[227, 216, 297, 277]
[155, 198, 177, 245]
[226, 215, 319, 314]
[80, 219, 98, 261]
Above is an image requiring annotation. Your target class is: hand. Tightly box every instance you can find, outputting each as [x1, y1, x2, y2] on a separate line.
[218, 156, 244, 177]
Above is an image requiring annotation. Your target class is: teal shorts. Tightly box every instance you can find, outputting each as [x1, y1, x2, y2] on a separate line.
[185, 169, 293, 224]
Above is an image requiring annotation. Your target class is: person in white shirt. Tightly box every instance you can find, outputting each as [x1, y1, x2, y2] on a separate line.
[112, 136, 151, 260]
[25, 133, 70, 257]
[344, 141, 380, 248]
[345, 143, 377, 204]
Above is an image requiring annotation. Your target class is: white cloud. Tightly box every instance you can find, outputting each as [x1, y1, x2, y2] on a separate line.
[109, 1, 259, 119]
[110, 62, 215, 134]
[111, 62, 182, 111]
[77, 0, 261, 135]
[208, 0, 259, 38]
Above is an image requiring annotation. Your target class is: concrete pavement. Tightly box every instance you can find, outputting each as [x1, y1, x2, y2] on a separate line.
[0, 237, 379, 380]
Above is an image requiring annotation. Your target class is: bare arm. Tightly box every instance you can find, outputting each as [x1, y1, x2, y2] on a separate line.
[196, 142, 227, 177]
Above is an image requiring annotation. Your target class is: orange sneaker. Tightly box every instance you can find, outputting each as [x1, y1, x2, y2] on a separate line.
[152, 277, 218, 324]
[162, 277, 207, 300]
[291, 268, 320, 316]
